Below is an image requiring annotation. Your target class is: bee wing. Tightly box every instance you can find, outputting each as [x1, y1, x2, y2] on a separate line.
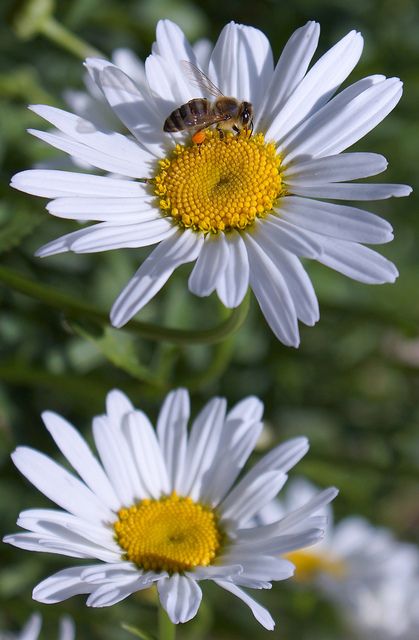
[181, 60, 224, 98]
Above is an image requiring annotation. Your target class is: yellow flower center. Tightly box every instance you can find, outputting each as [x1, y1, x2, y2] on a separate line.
[286, 550, 347, 582]
[114, 493, 223, 573]
[154, 131, 283, 233]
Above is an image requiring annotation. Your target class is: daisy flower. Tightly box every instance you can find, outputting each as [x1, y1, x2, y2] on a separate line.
[257, 479, 419, 638]
[4, 389, 337, 629]
[11, 20, 411, 346]
[0, 614, 74, 640]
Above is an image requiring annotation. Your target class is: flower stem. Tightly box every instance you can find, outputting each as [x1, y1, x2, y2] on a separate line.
[39, 16, 103, 59]
[0, 265, 249, 345]
[158, 606, 176, 640]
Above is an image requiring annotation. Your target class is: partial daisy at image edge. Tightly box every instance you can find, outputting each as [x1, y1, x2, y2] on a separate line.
[11, 19, 412, 346]
[4, 388, 338, 629]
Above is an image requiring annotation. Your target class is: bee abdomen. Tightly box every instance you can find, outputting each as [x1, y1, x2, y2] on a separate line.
[164, 99, 210, 132]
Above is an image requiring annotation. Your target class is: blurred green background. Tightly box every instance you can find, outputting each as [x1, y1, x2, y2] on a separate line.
[1, 0, 418, 637]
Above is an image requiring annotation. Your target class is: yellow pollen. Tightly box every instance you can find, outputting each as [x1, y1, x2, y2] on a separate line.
[153, 131, 283, 233]
[114, 493, 223, 573]
[285, 550, 347, 582]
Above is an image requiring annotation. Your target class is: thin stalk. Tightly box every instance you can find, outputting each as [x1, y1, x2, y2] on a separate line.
[0, 265, 249, 345]
[39, 16, 103, 59]
[158, 606, 176, 640]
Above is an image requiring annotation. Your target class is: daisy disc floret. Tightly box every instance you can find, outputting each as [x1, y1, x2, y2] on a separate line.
[4, 389, 337, 629]
[11, 20, 412, 346]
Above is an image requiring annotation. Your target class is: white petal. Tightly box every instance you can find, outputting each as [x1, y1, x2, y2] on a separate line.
[283, 76, 403, 162]
[92, 415, 142, 506]
[317, 237, 398, 283]
[59, 616, 75, 640]
[244, 234, 300, 347]
[266, 30, 363, 142]
[105, 389, 134, 426]
[210, 22, 273, 114]
[179, 398, 227, 500]
[254, 241, 319, 326]
[112, 48, 146, 85]
[188, 234, 229, 297]
[276, 196, 393, 244]
[123, 410, 170, 499]
[156, 389, 190, 492]
[188, 564, 242, 581]
[220, 470, 287, 526]
[41, 411, 120, 511]
[11, 170, 148, 199]
[215, 233, 249, 308]
[85, 578, 150, 607]
[199, 398, 263, 506]
[215, 581, 275, 630]
[275, 487, 338, 534]
[29, 104, 153, 172]
[29, 129, 150, 179]
[33, 566, 95, 603]
[20, 613, 42, 640]
[158, 575, 202, 624]
[287, 182, 412, 201]
[192, 38, 212, 71]
[11, 447, 113, 523]
[46, 196, 157, 222]
[225, 555, 294, 582]
[98, 63, 166, 156]
[257, 21, 320, 130]
[70, 218, 174, 253]
[242, 437, 309, 487]
[255, 215, 322, 258]
[283, 152, 388, 183]
[110, 229, 203, 328]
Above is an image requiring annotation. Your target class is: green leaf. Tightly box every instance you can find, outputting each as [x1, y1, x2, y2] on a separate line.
[0, 203, 43, 254]
[121, 623, 157, 640]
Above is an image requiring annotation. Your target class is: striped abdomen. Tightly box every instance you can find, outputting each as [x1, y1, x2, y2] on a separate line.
[163, 99, 211, 132]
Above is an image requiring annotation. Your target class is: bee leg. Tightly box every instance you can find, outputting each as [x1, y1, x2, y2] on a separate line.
[232, 125, 240, 135]
[216, 126, 225, 140]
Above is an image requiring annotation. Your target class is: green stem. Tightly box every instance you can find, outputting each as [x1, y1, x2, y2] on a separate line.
[0, 265, 249, 345]
[158, 606, 176, 640]
[39, 16, 103, 59]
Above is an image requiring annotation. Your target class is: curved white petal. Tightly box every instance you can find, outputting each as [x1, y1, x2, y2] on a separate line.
[220, 470, 287, 526]
[287, 182, 412, 201]
[244, 234, 300, 347]
[179, 397, 227, 500]
[46, 196, 156, 222]
[66, 218, 173, 253]
[215, 581, 275, 630]
[276, 196, 393, 244]
[11, 447, 113, 524]
[257, 21, 320, 130]
[42, 411, 120, 510]
[266, 30, 364, 143]
[11, 170, 148, 199]
[215, 232, 249, 308]
[317, 237, 398, 284]
[209, 22, 273, 114]
[158, 575, 202, 624]
[19, 613, 42, 640]
[110, 229, 203, 328]
[282, 76, 402, 162]
[85, 578, 150, 607]
[105, 389, 134, 427]
[156, 389, 190, 492]
[33, 566, 96, 603]
[58, 616, 75, 640]
[283, 152, 388, 183]
[123, 410, 170, 499]
[255, 215, 323, 258]
[188, 233, 229, 297]
[112, 48, 146, 85]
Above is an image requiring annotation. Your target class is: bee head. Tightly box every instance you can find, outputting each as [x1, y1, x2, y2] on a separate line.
[240, 102, 253, 131]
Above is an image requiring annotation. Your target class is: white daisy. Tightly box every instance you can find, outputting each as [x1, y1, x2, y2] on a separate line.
[0, 614, 74, 640]
[11, 20, 412, 346]
[258, 479, 419, 638]
[3, 389, 337, 629]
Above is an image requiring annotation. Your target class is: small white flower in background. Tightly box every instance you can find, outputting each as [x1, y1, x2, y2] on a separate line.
[257, 479, 419, 639]
[3, 390, 337, 630]
[0, 614, 75, 640]
[11, 20, 411, 346]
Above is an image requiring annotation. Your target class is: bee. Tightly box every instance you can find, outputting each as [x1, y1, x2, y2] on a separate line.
[163, 61, 253, 144]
